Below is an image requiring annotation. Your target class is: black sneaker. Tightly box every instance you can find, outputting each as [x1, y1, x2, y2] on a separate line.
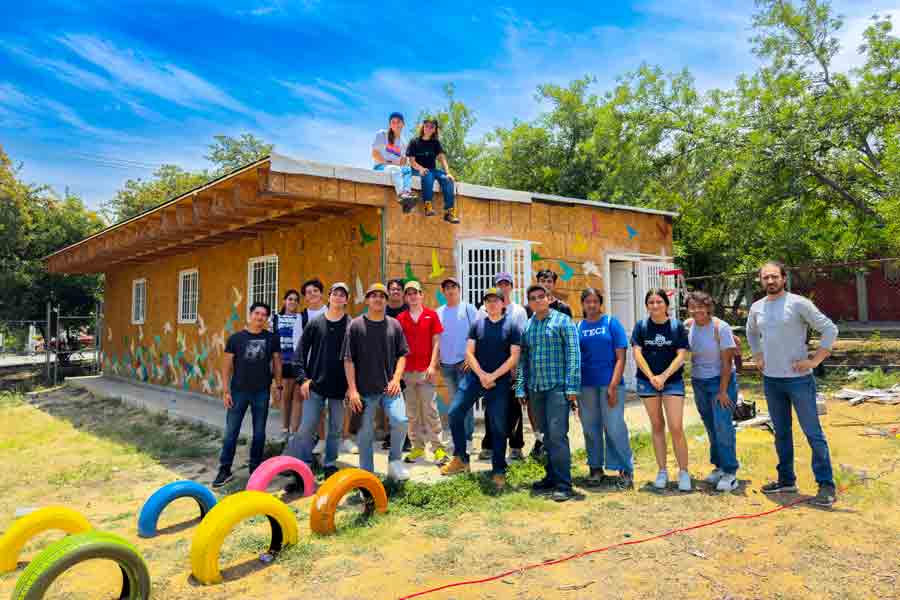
[614, 472, 635, 490]
[212, 467, 233, 488]
[552, 488, 575, 502]
[585, 468, 606, 487]
[529, 439, 544, 460]
[477, 448, 493, 460]
[403, 437, 412, 452]
[531, 478, 555, 494]
[509, 448, 525, 461]
[810, 483, 836, 507]
[382, 439, 391, 450]
[761, 481, 798, 494]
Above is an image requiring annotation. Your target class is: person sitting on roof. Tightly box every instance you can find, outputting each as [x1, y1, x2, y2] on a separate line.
[406, 117, 460, 224]
[372, 112, 417, 204]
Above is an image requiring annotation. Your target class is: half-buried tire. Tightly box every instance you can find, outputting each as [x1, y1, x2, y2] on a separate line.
[190, 490, 298, 585]
[309, 468, 388, 535]
[137, 480, 218, 538]
[12, 531, 150, 600]
[245, 456, 316, 497]
[0, 506, 92, 574]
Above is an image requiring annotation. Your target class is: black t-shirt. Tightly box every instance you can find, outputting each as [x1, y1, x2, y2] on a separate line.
[225, 329, 280, 392]
[298, 314, 349, 399]
[406, 137, 444, 171]
[630, 318, 689, 382]
[341, 315, 409, 397]
[468, 316, 521, 382]
[386, 303, 408, 319]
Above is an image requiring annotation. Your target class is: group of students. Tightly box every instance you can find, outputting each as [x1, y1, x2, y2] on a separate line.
[213, 260, 839, 507]
[372, 112, 460, 224]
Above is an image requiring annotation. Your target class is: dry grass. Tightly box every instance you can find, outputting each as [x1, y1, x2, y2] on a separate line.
[0, 381, 899, 600]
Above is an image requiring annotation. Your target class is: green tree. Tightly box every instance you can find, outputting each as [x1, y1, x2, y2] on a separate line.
[0, 145, 104, 323]
[205, 133, 274, 175]
[103, 164, 209, 223]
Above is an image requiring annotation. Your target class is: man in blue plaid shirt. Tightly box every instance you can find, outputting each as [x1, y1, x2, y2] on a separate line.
[515, 284, 581, 501]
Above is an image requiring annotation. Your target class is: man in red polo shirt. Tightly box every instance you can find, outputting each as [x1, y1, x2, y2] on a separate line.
[397, 280, 448, 465]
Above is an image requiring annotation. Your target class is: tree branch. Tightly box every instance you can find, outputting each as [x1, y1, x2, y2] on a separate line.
[805, 164, 878, 218]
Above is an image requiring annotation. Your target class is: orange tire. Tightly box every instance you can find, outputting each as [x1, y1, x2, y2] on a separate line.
[309, 468, 387, 535]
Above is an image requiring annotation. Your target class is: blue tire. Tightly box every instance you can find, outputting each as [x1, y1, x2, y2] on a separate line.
[137, 480, 217, 538]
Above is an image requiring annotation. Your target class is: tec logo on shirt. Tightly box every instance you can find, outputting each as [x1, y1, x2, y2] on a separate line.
[646, 334, 673, 347]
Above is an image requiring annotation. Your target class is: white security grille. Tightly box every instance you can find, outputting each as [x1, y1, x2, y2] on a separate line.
[637, 261, 678, 317]
[457, 239, 532, 307]
[178, 269, 199, 323]
[247, 255, 279, 313]
[131, 279, 146, 325]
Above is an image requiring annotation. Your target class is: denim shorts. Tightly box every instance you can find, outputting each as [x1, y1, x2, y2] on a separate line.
[636, 378, 685, 397]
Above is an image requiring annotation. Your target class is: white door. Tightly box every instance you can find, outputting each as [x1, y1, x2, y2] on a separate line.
[609, 261, 637, 388]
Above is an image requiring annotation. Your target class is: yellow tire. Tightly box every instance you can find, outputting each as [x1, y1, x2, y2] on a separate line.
[309, 468, 388, 535]
[0, 507, 92, 573]
[190, 490, 298, 585]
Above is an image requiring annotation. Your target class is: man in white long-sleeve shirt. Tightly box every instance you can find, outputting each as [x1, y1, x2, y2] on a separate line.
[746, 261, 838, 506]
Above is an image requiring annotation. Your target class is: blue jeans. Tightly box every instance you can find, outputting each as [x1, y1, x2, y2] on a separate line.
[441, 363, 474, 441]
[691, 374, 739, 475]
[579, 385, 633, 474]
[528, 386, 572, 491]
[763, 375, 833, 485]
[219, 387, 270, 471]
[373, 163, 412, 196]
[415, 168, 455, 209]
[357, 392, 408, 474]
[449, 373, 510, 475]
[296, 390, 344, 467]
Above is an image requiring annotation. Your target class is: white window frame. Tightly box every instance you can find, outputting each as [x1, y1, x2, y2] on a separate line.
[247, 255, 279, 315]
[177, 268, 199, 324]
[456, 238, 533, 307]
[131, 278, 147, 325]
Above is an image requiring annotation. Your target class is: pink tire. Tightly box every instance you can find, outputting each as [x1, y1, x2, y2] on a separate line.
[245, 456, 316, 497]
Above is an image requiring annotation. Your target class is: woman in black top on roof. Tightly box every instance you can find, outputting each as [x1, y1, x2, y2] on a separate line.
[406, 118, 460, 224]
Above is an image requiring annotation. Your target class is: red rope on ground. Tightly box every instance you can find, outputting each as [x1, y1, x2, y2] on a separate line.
[398, 497, 810, 599]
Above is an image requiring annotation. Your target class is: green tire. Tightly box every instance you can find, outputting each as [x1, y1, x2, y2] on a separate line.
[12, 531, 150, 600]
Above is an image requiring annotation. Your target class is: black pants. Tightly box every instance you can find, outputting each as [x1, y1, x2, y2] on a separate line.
[482, 388, 524, 450]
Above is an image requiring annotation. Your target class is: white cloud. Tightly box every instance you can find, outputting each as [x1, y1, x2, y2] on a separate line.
[832, 6, 900, 74]
[279, 81, 343, 106]
[56, 34, 253, 115]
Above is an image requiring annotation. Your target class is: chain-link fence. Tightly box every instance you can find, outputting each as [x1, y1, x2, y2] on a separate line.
[0, 302, 102, 389]
[683, 258, 900, 332]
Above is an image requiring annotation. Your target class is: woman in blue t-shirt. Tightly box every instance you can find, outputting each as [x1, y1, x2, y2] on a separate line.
[577, 288, 634, 489]
[631, 288, 691, 491]
[270, 289, 301, 441]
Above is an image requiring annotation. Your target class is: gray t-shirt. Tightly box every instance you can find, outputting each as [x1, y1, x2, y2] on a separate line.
[341, 315, 409, 397]
[746, 292, 838, 378]
[688, 319, 736, 380]
[372, 129, 406, 165]
[437, 302, 478, 365]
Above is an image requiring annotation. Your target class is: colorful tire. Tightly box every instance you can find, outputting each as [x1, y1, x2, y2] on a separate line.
[0, 506, 92, 573]
[245, 456, 316, 497]
[190, 490, 298, 585]
[137, 480, 218, 538]
[12, 531, 150, 600]
[309, 468, 388, 535]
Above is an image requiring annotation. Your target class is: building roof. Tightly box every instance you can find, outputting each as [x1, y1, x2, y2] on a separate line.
[46, 153, 677, 274]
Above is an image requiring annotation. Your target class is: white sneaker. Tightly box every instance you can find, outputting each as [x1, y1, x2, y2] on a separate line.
[341, 438, 359, 455]
[313, 439, 326, 455]
[388, 460, 411, 482]
[678, 470, 692, 492]
[704, 468, 724, 485]
[716, 473, 738, 492]
[653, 469, 669, 489]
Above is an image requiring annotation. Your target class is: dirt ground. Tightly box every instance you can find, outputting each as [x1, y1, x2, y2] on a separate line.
[1, 374, 899, 600]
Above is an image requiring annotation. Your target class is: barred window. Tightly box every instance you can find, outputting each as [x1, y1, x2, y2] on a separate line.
[178, 269, 199, 323]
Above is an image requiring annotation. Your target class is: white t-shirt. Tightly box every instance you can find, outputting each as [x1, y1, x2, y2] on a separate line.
[291, 306, 328, 359]
[372, 129, 407, 166]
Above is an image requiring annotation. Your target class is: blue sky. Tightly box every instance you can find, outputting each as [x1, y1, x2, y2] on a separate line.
[1, 0, 895, 212]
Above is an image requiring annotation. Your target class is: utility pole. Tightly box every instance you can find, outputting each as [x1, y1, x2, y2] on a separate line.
[45, 301, 51, 382]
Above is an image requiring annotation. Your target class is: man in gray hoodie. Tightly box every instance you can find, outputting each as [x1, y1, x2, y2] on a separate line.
[746, 261, 838, 506]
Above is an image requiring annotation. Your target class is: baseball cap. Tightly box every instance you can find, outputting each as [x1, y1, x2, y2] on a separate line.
[403, 280, 423, 293]
[494, 272, 514, 285]
[440, 276, 460, 288]
[365, 283, 388, 298]
[482, 287, 503, 301]
[330, 282, 350, 295]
